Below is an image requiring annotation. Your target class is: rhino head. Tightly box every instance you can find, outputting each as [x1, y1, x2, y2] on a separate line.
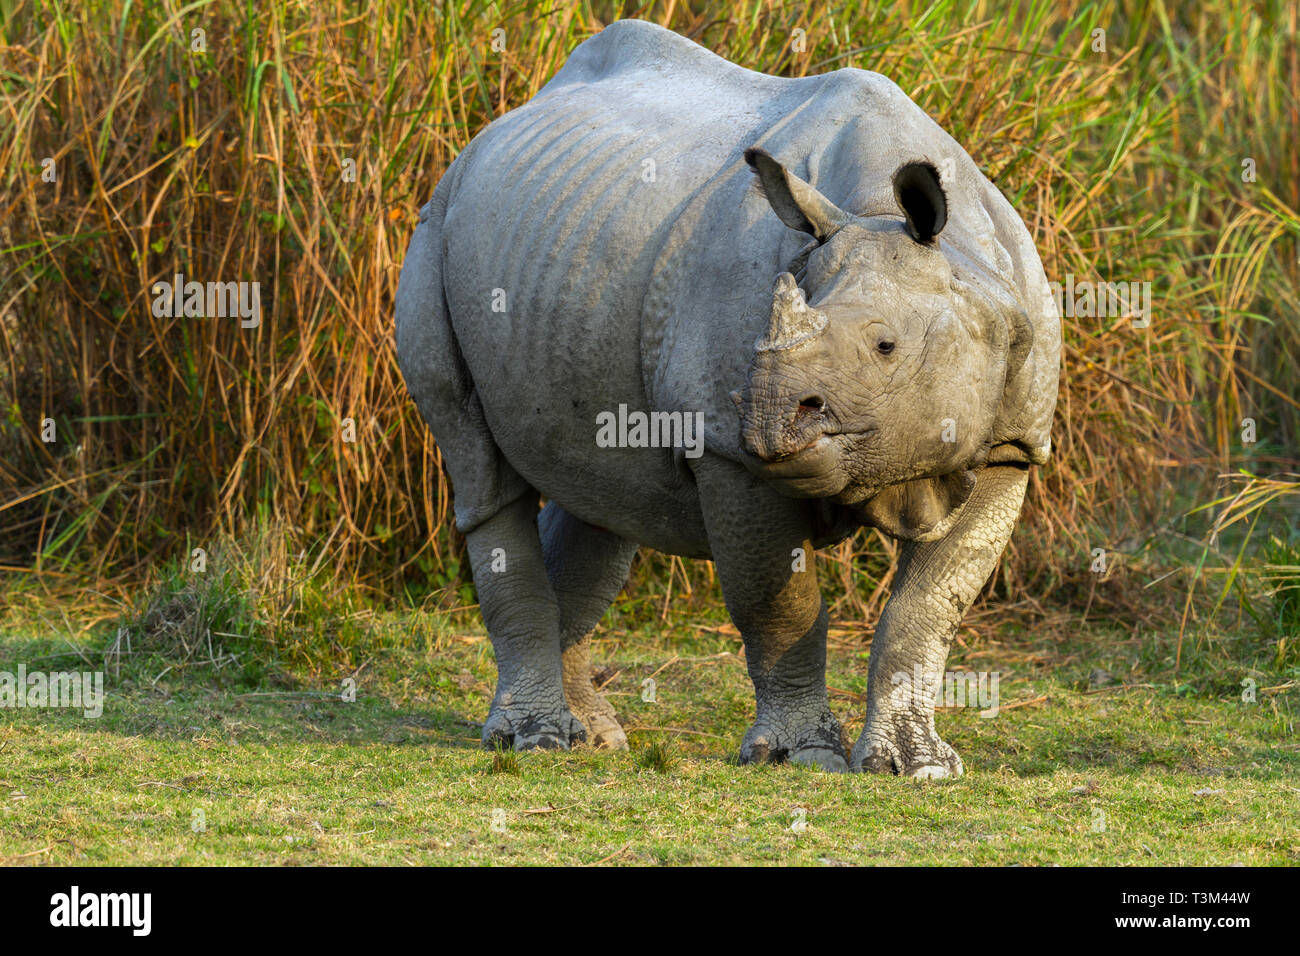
[731, 147, 1034, 541]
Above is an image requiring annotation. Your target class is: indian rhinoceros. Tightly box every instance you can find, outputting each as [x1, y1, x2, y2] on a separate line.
[395, 18, 1060, 776]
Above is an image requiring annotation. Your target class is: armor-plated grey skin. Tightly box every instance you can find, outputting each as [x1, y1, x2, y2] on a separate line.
[396, 19, 1060, 775]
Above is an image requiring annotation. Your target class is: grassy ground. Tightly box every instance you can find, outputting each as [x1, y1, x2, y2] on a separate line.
[2, 603, 1296, 866]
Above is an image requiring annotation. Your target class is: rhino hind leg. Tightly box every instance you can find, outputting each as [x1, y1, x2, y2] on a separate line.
[851, 465, 1029, 778]
[396, 190, 583, 752]
[464, 491, 588, 752]
[693, 458, 848, 772]
[538, 503, 639, 750]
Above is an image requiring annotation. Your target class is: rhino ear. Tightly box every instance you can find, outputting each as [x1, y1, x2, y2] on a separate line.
[744, 147, 851, 244]
[860, 470, 975, 542]
[893, 161, 947, 243]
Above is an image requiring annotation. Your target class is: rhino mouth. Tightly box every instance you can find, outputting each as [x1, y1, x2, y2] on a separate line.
[738, 433, 851, 498]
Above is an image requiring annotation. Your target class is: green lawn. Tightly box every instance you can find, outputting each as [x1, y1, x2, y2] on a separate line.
[1, 610, 1297, 866]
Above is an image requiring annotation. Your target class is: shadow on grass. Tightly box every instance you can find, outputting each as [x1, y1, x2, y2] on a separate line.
[0, 636, 487, 751]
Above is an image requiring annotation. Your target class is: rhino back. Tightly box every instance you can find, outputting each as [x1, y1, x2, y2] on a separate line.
[441, 19, 819, 391]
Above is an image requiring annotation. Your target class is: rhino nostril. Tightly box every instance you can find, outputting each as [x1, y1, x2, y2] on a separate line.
[796, 395, 826, 417]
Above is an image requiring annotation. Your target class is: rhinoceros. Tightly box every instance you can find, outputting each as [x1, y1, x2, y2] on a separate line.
[395, 19, 1060, 776]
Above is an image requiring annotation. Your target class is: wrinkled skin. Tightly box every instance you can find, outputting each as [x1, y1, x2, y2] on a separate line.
[395, 20, 1061, 776]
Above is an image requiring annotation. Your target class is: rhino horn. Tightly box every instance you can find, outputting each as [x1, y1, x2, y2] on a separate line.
[755, 272, 827, 352]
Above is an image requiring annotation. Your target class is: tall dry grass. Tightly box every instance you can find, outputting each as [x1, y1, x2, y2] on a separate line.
[1, 0, 1296, 619]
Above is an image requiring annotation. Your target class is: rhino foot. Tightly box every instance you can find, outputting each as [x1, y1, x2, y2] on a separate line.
[850, 726, 964, 779]
[561, 647, 628, 751]
[569, 695, 628, 751]
[482, 695, 586, 752]
[740, 706, 848, 772]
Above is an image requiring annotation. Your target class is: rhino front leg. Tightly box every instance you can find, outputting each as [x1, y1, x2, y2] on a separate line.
[851, 464, 1029, 778]
[467, 492, 585, 751]
[695, 458, 846, 771]
[539, 502, 639, 750]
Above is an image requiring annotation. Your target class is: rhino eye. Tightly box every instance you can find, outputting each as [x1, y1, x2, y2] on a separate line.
[876, 339, 896, 355]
